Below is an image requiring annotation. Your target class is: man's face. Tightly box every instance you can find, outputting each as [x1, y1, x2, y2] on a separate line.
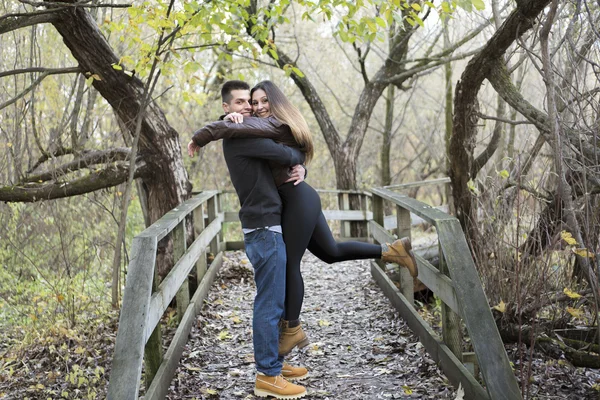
[223, 89, 252, 116]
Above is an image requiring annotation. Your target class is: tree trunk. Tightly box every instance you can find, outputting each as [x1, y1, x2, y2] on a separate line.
[382, 85, 394, 187]
[51, 7, 191, 278]
[450, 0, 551, 243]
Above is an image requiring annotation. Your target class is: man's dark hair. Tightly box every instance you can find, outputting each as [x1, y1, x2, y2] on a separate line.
[221, 80, 250, 103]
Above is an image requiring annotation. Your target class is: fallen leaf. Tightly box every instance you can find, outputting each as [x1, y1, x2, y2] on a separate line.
[561, 231, 577, 245]
[455, 383, 465, 399]
[566, 307, 584, 319]
[563, 288, 581, 299]
[318, 319, 331, 327]
[402, 385, 413, 394]
[572, 248, 594, 258]
[218, 330, 231, 340]
[492, 300, 506, 313]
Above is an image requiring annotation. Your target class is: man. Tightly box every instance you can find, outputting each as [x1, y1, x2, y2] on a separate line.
[188, 81, 307, 399]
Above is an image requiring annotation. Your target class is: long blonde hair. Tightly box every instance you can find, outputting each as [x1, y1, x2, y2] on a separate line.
[251, 80, 314, 163]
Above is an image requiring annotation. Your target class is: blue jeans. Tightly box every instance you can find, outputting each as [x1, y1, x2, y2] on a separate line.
[244, 229, 286, 376]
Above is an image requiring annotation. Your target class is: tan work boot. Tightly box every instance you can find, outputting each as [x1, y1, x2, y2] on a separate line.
[279, 320, 309, 356]
[254, 374, 307, 399]
[382, 237, 418, 277]
[282, 362, 309, 381]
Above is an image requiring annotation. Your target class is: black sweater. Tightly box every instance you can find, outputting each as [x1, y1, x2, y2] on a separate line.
[222, 137, 305, 229]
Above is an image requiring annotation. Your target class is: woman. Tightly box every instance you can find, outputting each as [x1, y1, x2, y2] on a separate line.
[191, 80, 417, 355]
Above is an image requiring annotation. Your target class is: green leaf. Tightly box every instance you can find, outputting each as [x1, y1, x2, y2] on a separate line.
[411, 3, 422, 11]
[365, 19, 377, 33]
[441, 1, 451, 12]
[375, 17, 387, 28]
[472, 0, 485, 10]
[111, 63, 123, 71]
[291, 67, 305, 78]
[405, 17, 415, 26]
[268, 48, 279, 60]
[498, 169, 509, 179]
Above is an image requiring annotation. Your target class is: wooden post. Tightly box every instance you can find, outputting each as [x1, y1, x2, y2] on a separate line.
[173, 221, 189, 323]
[439, 242, 463, 362]
[144, 268, 163, 389]
[193, 204, 207, 282]
[372, 194, 385, 270]
[340, 193, 351, 239]
[396, 205, 414, 305]
[207, 195, 220, 256]
[362, 193, 370, 240]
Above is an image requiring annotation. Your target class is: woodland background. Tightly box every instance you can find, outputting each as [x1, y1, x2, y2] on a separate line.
[0, 0, 599, 398]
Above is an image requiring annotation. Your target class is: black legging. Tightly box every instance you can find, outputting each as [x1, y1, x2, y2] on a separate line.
[279, 182, 382, 320]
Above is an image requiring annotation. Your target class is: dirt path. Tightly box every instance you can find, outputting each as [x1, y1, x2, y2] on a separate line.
[166, 251, 455, 399]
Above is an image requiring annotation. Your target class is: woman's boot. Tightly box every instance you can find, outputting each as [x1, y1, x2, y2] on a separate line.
[381, 237, 418, 277]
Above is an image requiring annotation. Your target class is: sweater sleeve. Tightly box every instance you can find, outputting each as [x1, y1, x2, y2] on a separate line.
[191, 116, 291, 147]
[230, 138, 305, 167]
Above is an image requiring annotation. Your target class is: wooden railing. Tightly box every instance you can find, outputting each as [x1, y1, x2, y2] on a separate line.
[369, 184, 522, 400]
[107, 181, 521, 400]
[107, 191, 224, 400]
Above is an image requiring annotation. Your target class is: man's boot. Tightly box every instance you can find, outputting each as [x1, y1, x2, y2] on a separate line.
[381, 237, 418, 277]
[254, 374, 307, 399]
[279, 320, 309, 356]
[281, 362, 309, 381]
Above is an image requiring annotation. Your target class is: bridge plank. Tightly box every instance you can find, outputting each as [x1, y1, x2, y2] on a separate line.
[107, 236, 157, 400]
[145, 252, 224, 400]
[371, 261, 490, 400]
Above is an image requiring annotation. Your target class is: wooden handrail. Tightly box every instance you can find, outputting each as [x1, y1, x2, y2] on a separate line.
[107, 191, 223, 400]
[369, 187, 521, 400]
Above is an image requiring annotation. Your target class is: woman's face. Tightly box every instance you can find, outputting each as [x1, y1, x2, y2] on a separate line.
[252, 89, 271, 118]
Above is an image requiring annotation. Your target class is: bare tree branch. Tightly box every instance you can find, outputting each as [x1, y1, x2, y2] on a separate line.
[476, 112, 532, 125]
[20, 148, 132, 183]
[0, 13, 57, 35]
[0, 66, 80, 79]
[18, 0, 131, 8]
[0, 162, 149, 202]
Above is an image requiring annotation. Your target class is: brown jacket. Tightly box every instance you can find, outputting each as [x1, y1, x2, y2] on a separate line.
[192, 116, 303, 186]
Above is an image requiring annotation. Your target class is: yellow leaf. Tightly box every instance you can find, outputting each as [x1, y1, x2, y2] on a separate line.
[231, 316, 241, 324]
[402, 385, 413, 394]
[184, 364, 202, 371]
[75, 346, 86, 354]
[573, 248, 594, 258]
[218, 330, 231, 340]
[206, 388, 218, 395]
[6, 142, 12, 148]
[318, 319, 331, 327]
[492, 300, 506, 313]
[566, 307, 584, 319]
[560, 231, 577, 246]
[563, 288, 581, 299]
[57, 294, 65, 302]
[36, 383, 45, 390]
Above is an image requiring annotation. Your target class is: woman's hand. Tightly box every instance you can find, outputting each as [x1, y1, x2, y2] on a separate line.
[224, 112, 244, 124]
[285, 164, 306, 186]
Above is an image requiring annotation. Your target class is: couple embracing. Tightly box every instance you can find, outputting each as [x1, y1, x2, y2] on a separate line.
[188, 80, 418, 399]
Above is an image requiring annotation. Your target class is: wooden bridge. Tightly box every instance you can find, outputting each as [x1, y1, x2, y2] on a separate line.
[106, 180, 522, 400]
